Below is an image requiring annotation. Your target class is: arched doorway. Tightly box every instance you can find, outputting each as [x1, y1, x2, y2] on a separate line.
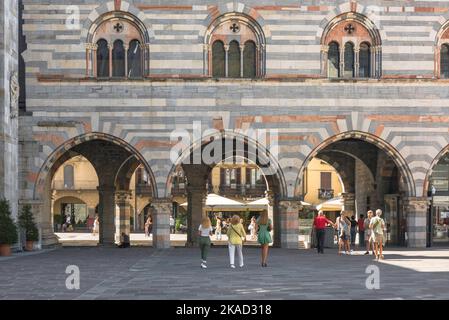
[297, 132, 415, 247]
[167, 132, 287, 247]
[425, 148, 449, 246]
[34, 133, 156, 246]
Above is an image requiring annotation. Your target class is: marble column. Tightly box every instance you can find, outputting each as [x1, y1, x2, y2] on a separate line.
[186, 186, 206, 246]
[97, 185, 116, 245]
[115, 190, 132, 243]
[278, 200, 302, 249]
[152, 199, 172, 249]
[403, 197, 428, 248]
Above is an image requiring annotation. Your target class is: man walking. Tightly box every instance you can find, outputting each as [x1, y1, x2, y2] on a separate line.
[169, 215, 175, 234]
[313, 211, 335, 254]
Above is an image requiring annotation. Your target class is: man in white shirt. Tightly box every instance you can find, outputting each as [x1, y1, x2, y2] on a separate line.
[170, 216, 175, 234]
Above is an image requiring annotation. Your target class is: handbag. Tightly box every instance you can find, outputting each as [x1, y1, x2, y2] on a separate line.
[231, 225, 246, 243]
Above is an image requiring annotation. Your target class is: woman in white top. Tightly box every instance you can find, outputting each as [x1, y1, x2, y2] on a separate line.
[198, 216, 213, 269]
[215, 217, 222, 240]
[92, 216, 99, 236]
[249, 216, 257, 240]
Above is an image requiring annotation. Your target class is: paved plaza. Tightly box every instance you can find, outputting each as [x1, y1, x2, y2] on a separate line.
[1, 246, 449, 300]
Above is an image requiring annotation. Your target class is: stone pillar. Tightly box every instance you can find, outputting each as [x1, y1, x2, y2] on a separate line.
[355, 48, 360, 77]
[85, 43, 91, 77]
[97, 186, 116, 245]
[224, 44, 229, 77]
[92, 44, 98, 78]
[278, 200, 301, 249]
[186, 187, 206, 246]
[108, 44, 113, 78]
[115, 190, 132, 243]
[342, 192, 355, 216]
[124, 44, 129, 78]
[403, 197, 428, 248]
[152, 199, 172, 249]
[240, 44, 244, 78]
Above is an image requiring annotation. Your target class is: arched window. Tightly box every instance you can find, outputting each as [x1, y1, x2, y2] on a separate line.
[441, 44, 449, 79]
[112, 40, 125, 77]
[322, 13, 381, 78]
[86, 13, 149, 79]
[359, 42, 371, 78]
[228, 41, 241, 78]
[205, 14, 265, 78]
[243, 41, 256, 78]
[64, 165, 74, 189]
[344, 42, 355, 78]
[128, 40, 142, 78]
[328, 42, 340, 78]
[96, 39, 109, 78]
[212, 41, 225, 78]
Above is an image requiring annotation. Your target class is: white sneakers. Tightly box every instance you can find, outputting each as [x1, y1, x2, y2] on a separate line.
[201, 261, 207, 269]
[239, 264, 244, 268]
[230, 264, 236, 269]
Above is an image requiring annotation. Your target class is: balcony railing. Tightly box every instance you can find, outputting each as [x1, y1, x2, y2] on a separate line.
[318, 189, 334, 200]
[52, 180, 98, 190]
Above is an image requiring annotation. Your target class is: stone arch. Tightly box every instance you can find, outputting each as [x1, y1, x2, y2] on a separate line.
[34, 132, 157, 201]
[81, 1, 154, 44]
[203, 11, 266, 77]
[423, 144, 449, 197]
[165, 130, 287, 199]
[434, 20, 449, 78]
[294, 131, 416, 198]
[319, 12, 382, 78]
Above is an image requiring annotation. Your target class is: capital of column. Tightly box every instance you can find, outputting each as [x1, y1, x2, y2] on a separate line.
[108, 44, 113, 50]
[124, 44, 129, 50]
[321, 44, 329, 53]
[152, 199, 173, 214]
[239, 45, 245, 51]
[403, 197, 429, 212]
[203, 44, 210, 51]
[279, 200, 302, 211]
[115, 190, 132, 202]
[224, 44, 230, 51]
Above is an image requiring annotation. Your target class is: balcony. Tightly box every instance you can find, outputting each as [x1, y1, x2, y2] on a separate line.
[171, 183, 187, 196]
[318, 189, 334, 200]
[52, 180, 98, 191]
[135, 183, 152, 196]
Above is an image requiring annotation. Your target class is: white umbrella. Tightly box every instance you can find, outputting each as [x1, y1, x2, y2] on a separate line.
[316, 196, 343, 211]
[180, 193, 246, 211]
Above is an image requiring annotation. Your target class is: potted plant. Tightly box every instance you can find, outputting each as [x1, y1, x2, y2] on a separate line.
[0, 199, 18, 256]
[18, 204, 39, 251]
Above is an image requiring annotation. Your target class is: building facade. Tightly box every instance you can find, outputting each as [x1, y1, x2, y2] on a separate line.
[3, 0, 449, 249]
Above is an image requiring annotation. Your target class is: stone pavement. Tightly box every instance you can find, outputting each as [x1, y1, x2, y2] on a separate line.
[0, 246, 449, 300]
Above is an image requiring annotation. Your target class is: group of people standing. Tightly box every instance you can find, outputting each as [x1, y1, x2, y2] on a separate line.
[313, 209, 386, 260]
[198, 211, 273, 269]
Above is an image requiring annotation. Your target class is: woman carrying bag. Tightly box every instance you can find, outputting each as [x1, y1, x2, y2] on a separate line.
[226, 215, 246, 269]
[256, 210, 273, 267]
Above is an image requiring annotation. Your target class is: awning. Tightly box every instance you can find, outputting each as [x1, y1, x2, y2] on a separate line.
[246, 198, 313, 211]
[316, 196, 343, 211]
[180, 193, 246, 211]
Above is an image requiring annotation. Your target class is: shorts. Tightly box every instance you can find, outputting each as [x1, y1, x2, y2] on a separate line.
[365, 230, 371, 241]
[374, 233, 384, 243]
[340, 233, 349, 241]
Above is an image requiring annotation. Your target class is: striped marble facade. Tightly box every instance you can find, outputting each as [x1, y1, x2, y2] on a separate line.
[15, 0, 449, 247]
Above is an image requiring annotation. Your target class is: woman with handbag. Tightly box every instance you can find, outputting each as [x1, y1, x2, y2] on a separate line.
[226, 215, 246, 268]
[256, 210, 272, 267]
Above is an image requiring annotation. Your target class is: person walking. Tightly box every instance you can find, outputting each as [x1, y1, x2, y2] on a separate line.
[350, 215, 357, 248]
[364, 211, 374, 255]
[215, 217, 222, 240]
[313, 210, 335, 254]
[249, 216, 257, 240]
[336, 211, 351, 255]
[370, 209, 386, 260]
[256, 211, 273, 267]
[144, 215, 153, 237]
[358, 214, 365, 248]
[92, 215, 99, 236]
[198, 216, 213, 269]
[226, 215, 246, 268]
